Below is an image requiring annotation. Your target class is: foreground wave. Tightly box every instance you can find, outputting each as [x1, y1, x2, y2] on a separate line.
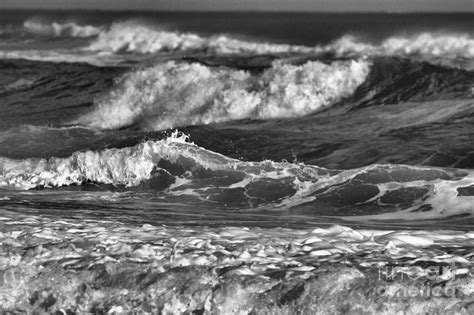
[0, 133, 472, 222]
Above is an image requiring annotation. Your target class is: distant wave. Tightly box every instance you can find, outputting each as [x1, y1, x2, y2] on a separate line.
[0, 19, 472, 70]
[73, 59, 370, 130]
[85, 21, 473, 68]
[86, 21, 311, 55]
[86, 21, 474, 58]
[23, 19, 102, 38]
[0, 132, 472, 220]
[0, 49, 123, 67]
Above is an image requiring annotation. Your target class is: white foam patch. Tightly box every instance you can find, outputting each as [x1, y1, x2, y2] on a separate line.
[23, 19, 102, 38]
[73, 59, 371, 130]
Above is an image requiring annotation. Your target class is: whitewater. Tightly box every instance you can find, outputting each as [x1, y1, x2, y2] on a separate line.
[0, 11, 473, 314]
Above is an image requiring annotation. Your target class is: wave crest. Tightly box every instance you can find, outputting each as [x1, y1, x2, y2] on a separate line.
[73, 59, 370, 130]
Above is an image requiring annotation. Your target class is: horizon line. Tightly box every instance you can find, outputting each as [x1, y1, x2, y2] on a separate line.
[0, 8, 473, 14]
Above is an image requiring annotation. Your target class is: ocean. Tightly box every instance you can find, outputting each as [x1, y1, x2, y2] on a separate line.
[0, 10, 473, 313]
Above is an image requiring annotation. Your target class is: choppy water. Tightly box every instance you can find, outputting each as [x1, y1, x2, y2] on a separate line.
[0, 11, 473, 313]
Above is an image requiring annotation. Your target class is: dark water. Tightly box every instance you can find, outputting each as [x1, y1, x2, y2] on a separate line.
[0, 11, 473, 313]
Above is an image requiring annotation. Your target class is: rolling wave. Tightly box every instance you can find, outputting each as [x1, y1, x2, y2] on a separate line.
[73, 59, 371, 130]
[0, 133, 472, 220]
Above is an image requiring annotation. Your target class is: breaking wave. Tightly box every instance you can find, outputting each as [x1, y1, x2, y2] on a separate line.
[86, 21, 474, 59]
[23, 19, 102, 38]
[84, 21, 474, 68]
[0, 133, 472, 220]
[73, 59, 370, 130]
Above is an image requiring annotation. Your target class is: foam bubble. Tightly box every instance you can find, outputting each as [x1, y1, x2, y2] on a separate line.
[73, 59, 371, 130]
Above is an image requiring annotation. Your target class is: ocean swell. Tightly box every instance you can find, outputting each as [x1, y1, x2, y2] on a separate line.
[73, 59, 371, 130]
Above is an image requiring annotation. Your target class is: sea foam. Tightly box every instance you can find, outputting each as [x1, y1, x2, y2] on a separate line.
[73, 59, 371, 130]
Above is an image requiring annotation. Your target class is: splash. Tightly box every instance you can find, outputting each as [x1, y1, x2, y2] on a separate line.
[73, 59, 371, 130]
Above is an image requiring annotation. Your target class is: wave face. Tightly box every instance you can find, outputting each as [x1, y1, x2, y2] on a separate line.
[73, 59, 370, 130]
[23, 19, 102, 38]
[0, 133, 472, 222]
